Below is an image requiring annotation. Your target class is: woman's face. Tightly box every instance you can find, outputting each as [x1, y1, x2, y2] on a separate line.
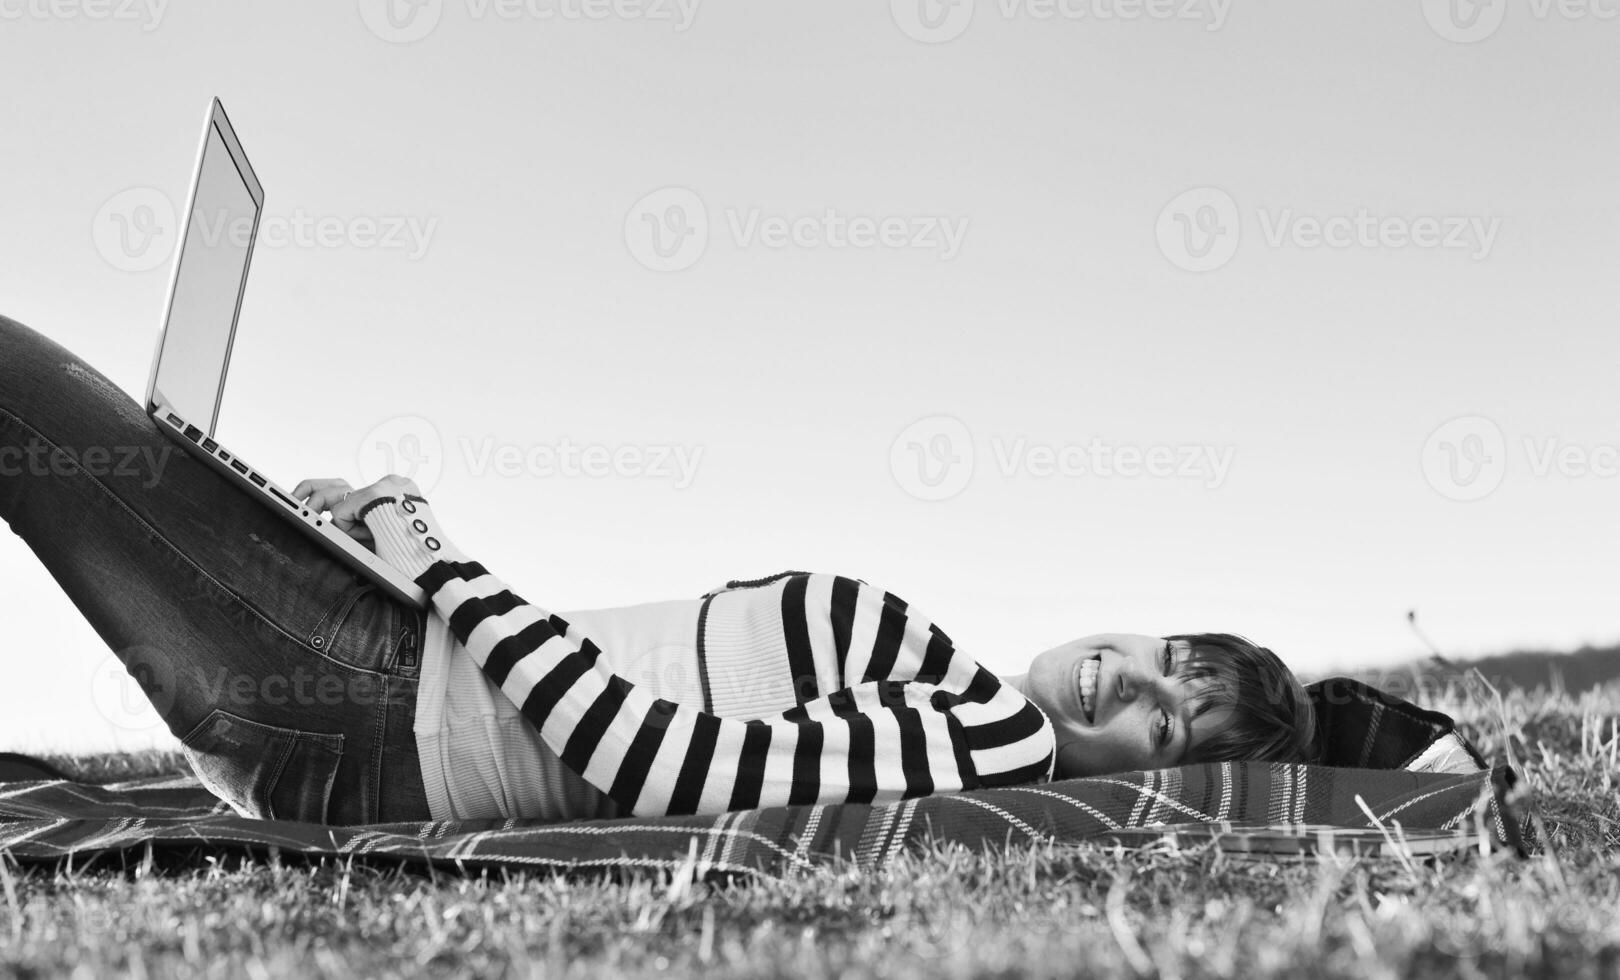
[1021, 633, 1233, 778]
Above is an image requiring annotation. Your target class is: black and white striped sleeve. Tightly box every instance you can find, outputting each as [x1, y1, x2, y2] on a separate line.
[363, 500, 1055, 816]
[766, 572, 1057, 788]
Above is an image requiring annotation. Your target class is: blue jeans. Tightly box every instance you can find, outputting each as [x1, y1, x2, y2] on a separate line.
[0, 313, 433, 825]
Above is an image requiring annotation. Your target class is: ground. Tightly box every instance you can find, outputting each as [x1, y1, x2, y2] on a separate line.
[1, 679, 1615, 979]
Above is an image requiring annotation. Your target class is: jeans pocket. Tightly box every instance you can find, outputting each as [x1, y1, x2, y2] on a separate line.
[310, 579, 410, 676]
[180, 708, 344, 823]
[309, 580, 376, 658]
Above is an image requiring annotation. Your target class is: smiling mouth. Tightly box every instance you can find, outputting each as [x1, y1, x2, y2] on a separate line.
[1078, 653, 1100, 724]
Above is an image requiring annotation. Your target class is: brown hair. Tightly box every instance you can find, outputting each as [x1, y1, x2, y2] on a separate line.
[1163, 633, 1319, 765]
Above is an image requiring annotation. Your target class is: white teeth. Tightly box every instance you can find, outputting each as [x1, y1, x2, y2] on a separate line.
[1079, 656, 1098, 722]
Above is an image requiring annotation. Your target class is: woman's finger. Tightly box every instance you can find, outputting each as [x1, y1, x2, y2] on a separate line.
[292, 478, 339, 505]
[321, 485, 355, 516]
[292, 477, 341, 500]
[292, 478, 353, 515]
[330, 487, 369, 525]
[314, 482, 376, 545]
[284, 478, 375, 547]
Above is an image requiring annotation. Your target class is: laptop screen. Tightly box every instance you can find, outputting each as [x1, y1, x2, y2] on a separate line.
[152, 118, 259, 435]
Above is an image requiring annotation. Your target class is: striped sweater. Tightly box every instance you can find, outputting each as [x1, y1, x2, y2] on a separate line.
[360, 494, 1057, 819]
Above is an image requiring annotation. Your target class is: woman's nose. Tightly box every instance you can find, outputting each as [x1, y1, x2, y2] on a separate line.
[1118, 663, 1171, 711]
[1116, 663, 1137, 703]
[1117, 661, 1156, 704]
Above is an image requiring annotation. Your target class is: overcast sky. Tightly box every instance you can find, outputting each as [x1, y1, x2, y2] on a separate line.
[2, 0, 1616, 752]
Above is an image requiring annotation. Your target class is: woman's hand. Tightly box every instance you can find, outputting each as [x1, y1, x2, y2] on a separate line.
[292, 474, 425, 547]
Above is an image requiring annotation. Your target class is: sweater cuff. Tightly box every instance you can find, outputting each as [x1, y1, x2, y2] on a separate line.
[360, 494, 470, 582]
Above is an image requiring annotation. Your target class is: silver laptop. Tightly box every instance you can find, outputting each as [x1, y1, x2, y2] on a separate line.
[144, 97, 428, 610]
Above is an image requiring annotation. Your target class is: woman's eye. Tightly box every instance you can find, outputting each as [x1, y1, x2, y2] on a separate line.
[1156, 643, 1175, 749]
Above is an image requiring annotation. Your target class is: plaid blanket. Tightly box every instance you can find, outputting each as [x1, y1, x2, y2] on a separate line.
[0, 677, 1534, 877]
